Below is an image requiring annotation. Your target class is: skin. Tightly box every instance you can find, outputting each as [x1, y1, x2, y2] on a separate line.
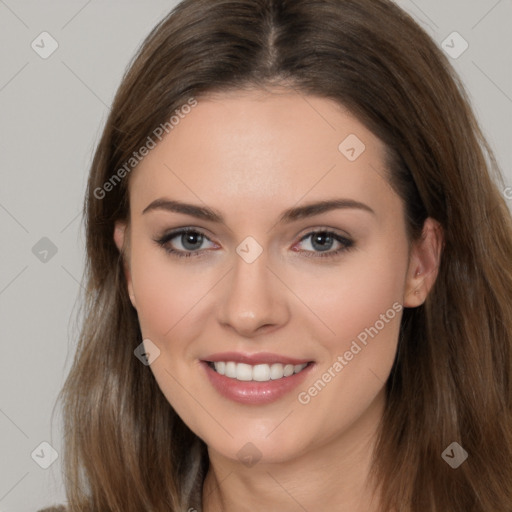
[113, 87, 443, 512]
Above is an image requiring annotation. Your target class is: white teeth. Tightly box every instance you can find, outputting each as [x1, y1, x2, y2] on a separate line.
[270, 363, 284, 380]
[212, 361, 308, 381]
[225, 361, 236, 378]
[253, 364, 271, 381]
[283, 364, 294, 377]
[236, 363, 253, 381]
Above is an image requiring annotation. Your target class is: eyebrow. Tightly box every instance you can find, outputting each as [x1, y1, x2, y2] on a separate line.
[142, 198, 375, 223]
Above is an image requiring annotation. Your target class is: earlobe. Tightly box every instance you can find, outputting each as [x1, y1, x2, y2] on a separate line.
[113, 221, 126, 254]
[113, 221, 137, 309]
[403, 218, 444, 308]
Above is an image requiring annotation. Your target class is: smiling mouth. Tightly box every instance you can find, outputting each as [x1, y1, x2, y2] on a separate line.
[205, 361, 313, 382]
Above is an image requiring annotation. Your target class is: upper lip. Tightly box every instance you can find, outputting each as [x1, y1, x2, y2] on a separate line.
[203, 351, 313, 365]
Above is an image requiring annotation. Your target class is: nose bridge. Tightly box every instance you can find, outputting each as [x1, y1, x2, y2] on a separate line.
[216, 237, 288, 335]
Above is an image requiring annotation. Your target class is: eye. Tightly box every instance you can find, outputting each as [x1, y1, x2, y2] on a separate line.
[154, 228, 217, 258]
[293, 229, 355, 259]
[154, 227, 355, 260]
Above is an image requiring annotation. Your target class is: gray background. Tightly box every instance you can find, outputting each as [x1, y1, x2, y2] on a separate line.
[0, 1, 511, 510]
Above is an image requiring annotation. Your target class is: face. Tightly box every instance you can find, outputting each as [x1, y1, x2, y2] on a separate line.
[114, 88, 441, 467]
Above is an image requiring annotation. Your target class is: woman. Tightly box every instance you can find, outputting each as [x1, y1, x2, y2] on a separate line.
[42, 0, 512, 510]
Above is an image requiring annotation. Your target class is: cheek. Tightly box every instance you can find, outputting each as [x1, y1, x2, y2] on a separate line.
[292, 237, 408, 355]
[128, 241, 212, 341]
[307, 243, 407, 406]
[283, 244, 408, 448]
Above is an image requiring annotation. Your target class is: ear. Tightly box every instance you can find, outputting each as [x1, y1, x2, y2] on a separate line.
[113, 221, 137, 309]
[403, 217, 444, 308]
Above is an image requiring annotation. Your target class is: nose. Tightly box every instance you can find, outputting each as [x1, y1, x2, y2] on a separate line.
[216, 246, 290, 338]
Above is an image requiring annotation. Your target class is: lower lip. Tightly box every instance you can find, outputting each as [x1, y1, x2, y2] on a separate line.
[200, 361, 315, 405]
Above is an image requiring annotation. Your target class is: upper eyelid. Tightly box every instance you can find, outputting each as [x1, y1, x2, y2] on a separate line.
[159, 227, 214, 241]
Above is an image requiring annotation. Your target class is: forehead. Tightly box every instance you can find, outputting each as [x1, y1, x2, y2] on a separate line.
[128, 89, 399, 221]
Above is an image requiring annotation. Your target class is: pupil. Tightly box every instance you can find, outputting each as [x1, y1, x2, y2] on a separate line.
[312, 233, 333, 252]
[183, 232, 202, 250]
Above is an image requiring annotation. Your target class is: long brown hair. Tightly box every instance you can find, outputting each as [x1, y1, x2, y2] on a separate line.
[47, 0, 512, 510]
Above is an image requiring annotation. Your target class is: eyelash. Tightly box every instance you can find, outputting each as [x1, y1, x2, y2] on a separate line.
[154, 228, 355, 260]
